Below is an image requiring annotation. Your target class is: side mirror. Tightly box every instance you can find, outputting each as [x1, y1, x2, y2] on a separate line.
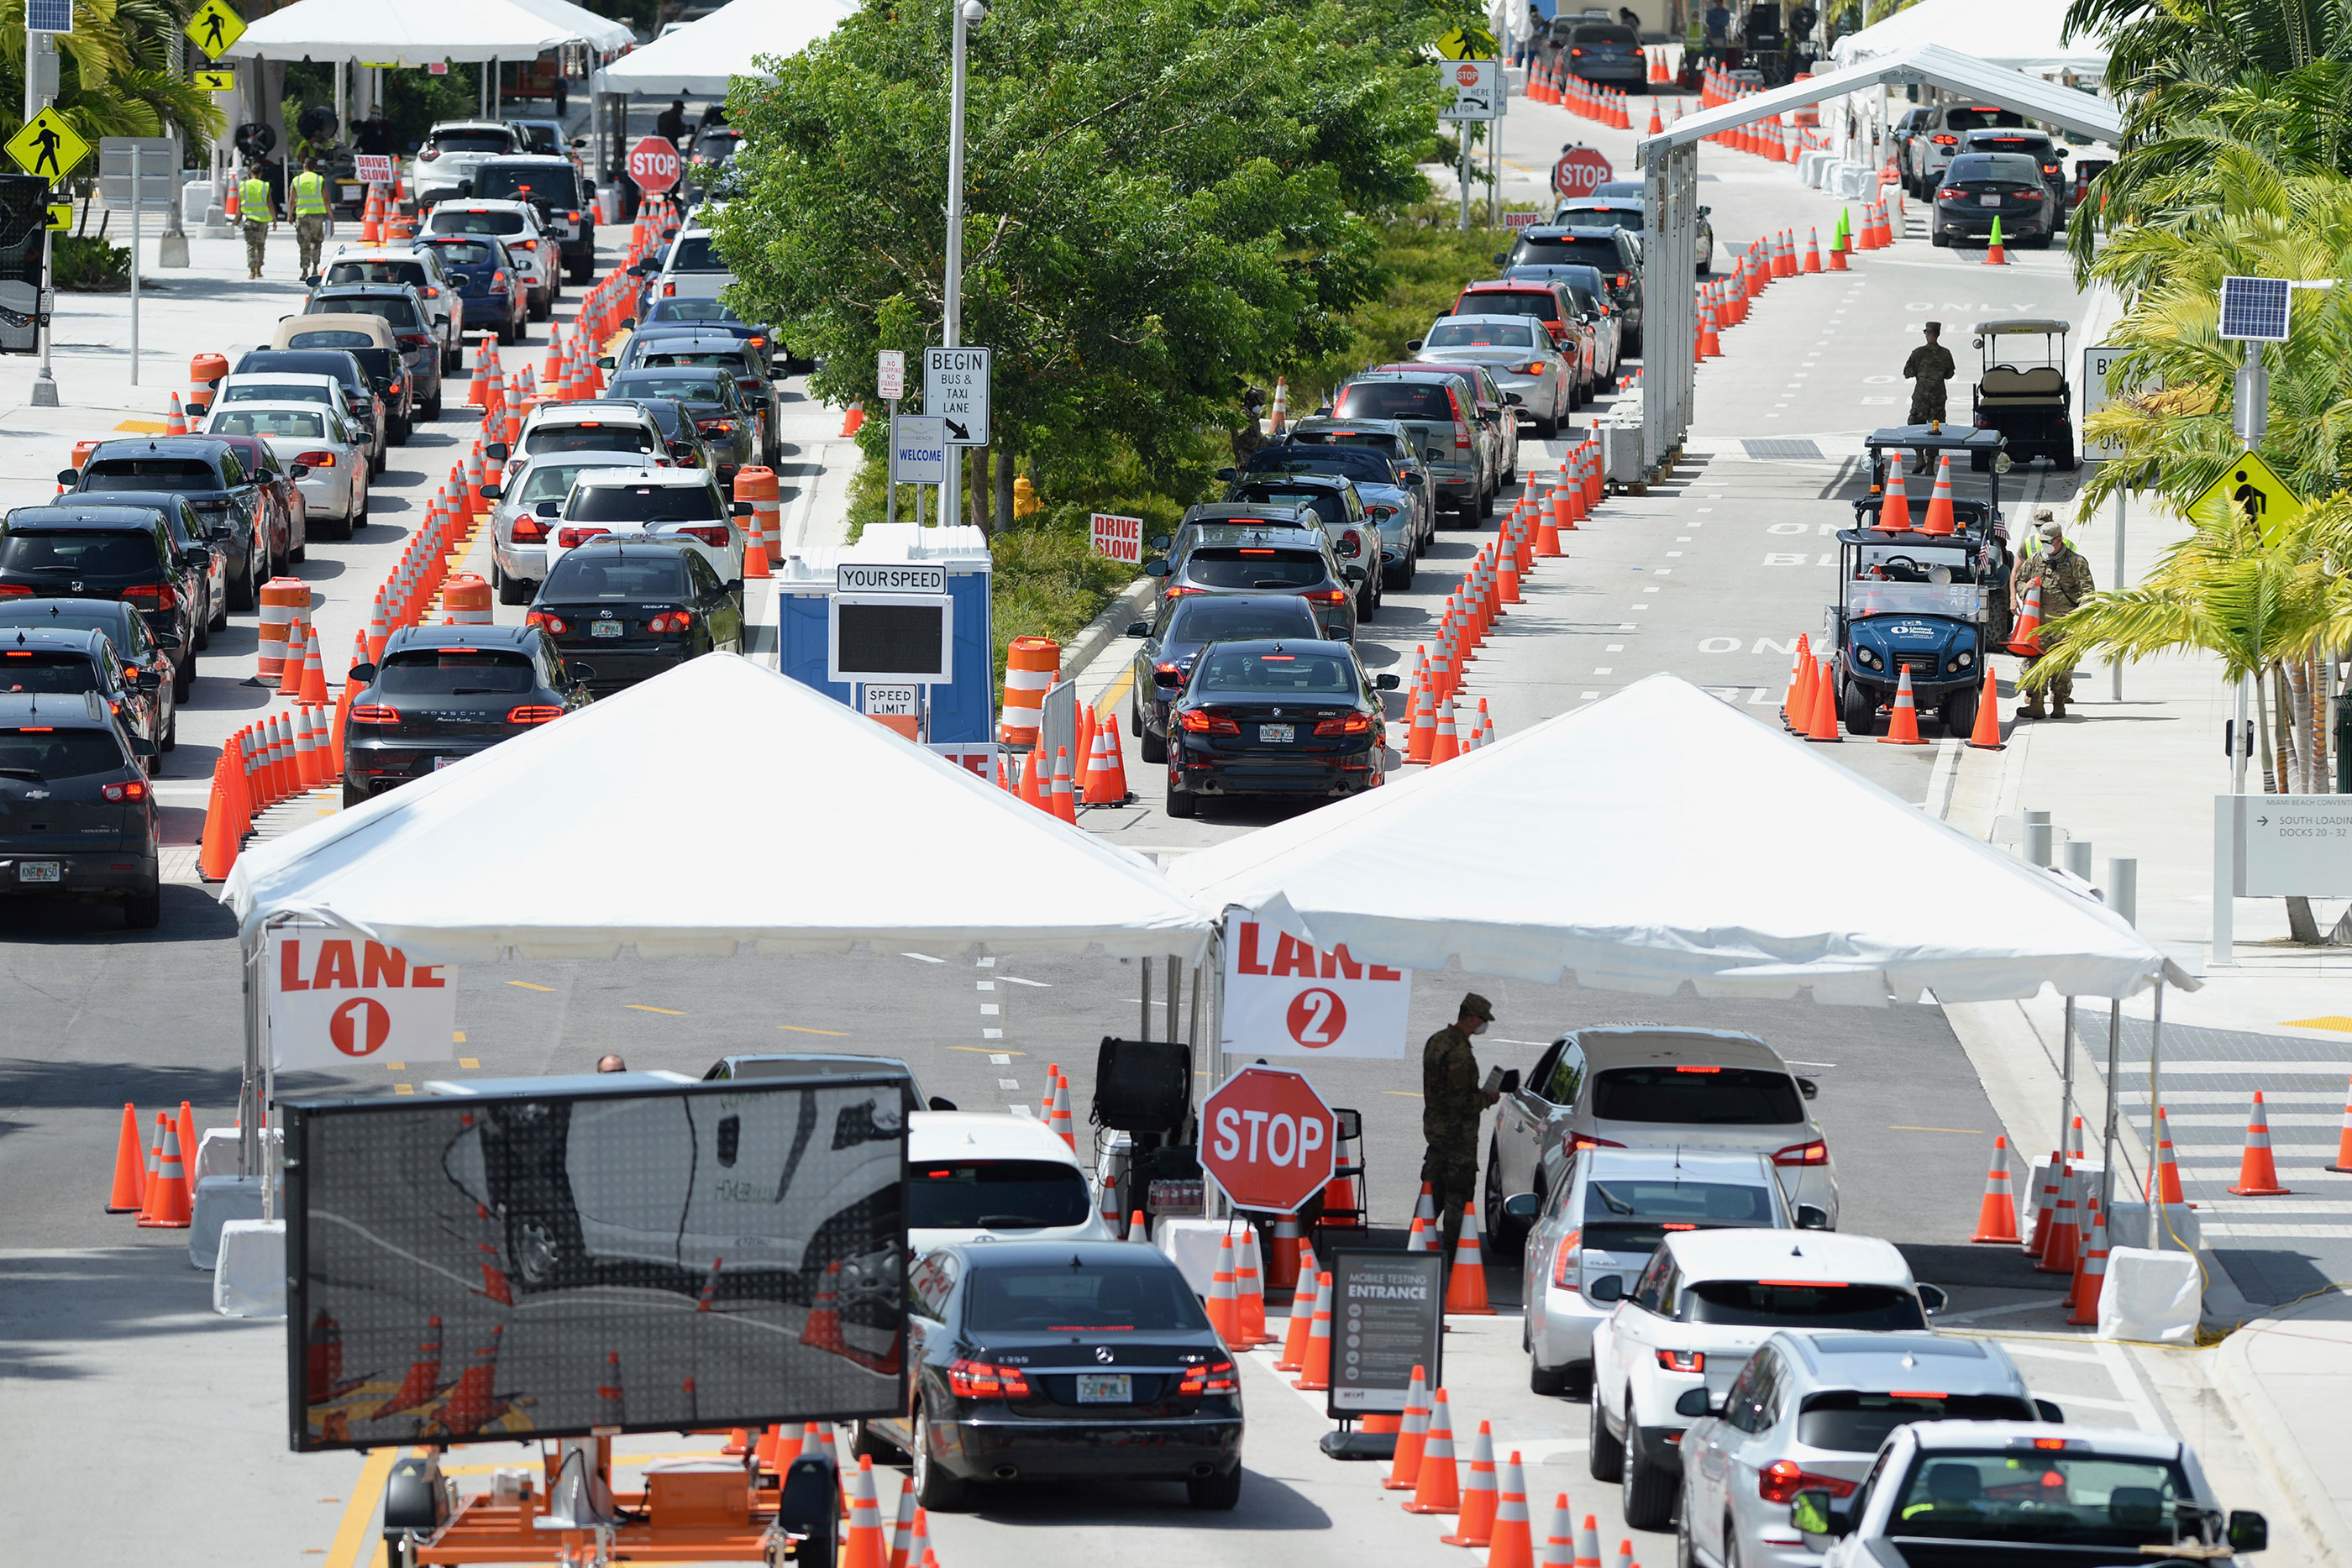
[129, 736, 158, 758]
[2228, 1512, 2268, 1554]
[535, 501, 561, 517]
[1697, 205, 1711, 218]
[1374, 673, 1400, 690]
[288, 464, 310, 479]
[346, 662, 377, 684]
[1586, 1273, 1624, 1303]
[485, 442, 510, 461]
[568, 663, 596, 681]
[1797, 1077, 1819, 1099]
[927, 1095, 958, 1112]
[1405, 338, 1424, 352]
[1504, 392, 1525, 406]
[134, 669, 161, 691]
[480, 483, 502, 501]
[1501, 1192, 1541, 1221]
[1492, 251, 1509, 265]
[732, 500, 754, 517]
[1143, 560, 1169, 579]
[1343, 565, 1366, 584]
[2034, 1398, 2065, 1423]
[302, 274, 321, 287]
[1499, 1068, 1521, 1094]
[179, 547, 212, 569]
[456, 179, 473, 197]
[572, 137, 589, 149]
[153, 632, 181, 649]
[1407, 473, 1425, 487]
[1673, 1387, 1720, 1419]
[620, 317, 638, 331]
[597, 355, 616, 370]
[1918, 1283, 1949, 1315]
[1790, 1491, 1847, 1542]
[1123, 621, 1150, 638]
[669, 442, 696, 460]
[1214, 467, 1236, 482]
[1148, 534, 1171, 551]
[1795, 1204, 1831, 1230]
[55, 469, 77, 485]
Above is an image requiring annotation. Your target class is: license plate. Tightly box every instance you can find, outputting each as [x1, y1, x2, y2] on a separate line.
[1076, 1373, 1131, 1404]
[433, 757, 459, 771]
[18, 861, 60, 883]
[1258, 723, 1294, 743]
[591, 621, 625, 637]
[1979, 194, 2002, 207]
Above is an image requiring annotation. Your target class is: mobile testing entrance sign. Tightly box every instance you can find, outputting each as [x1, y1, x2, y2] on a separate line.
[925, 346, 990, 446]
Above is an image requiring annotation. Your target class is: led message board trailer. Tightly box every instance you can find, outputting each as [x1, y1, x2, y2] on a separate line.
[827, 592, 953, 686]
[283, 1073, 909, 1452]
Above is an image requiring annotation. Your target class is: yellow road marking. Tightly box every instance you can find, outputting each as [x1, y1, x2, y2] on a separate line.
[452, 1030, 466, 1043]
[1095, 665, 1137, 716]
[393, 1083, 413, 1094]
[2283, 1015, 2352, 1032]
[322, 1446, 402, 1568]
[385, 1062, 403, 1070]
[459, 1057, 480, 1069]
[1890, 1125, 1982, 1134]
[507, 980, 554, 991]
[949, 1045, 1021, 1054]
[626, 1004, 686, 1015]
[777, 1024, 848, 1036]
[1386, 1089, 1424, 1099]
[114, 418, 169, 433]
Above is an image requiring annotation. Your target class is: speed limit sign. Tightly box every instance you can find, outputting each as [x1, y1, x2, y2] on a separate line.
[1221, 915, 1413, 1059]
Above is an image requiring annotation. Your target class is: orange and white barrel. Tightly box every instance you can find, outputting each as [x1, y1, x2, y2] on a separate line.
[257, 579, 309, 680]
[734, 466, 780, 565]
[441, 574, 493, 626]
[187, 352, 228, 418]
[1000, 637, 1059, 747]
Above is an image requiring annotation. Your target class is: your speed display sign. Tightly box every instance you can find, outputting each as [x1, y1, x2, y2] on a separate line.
[627, 134, 680, 194]
[1200, 1065, 1336, 1214]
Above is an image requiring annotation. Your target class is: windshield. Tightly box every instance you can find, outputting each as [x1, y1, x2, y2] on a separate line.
[1943, 108, 2026, 133]
[1295, 427, 1410, 459]
[1247, 448, 1396, 485]
[963, 1261, 1211, 1333]
[237, 354, 364, 391]
[570, 483, 722, 523]
[665, 235, 727, 273]
[0, 650, 102, 695]
[515, 459, 638, 505]
[80, 459, 221, 492]
[1591, 1065, 1805, 1125]
[1231, 485, 1342, 527]
[1888, 1450, 2195, 1546]
[323, 261, 425, 289]
[376, 648, 537, 695]
[1848, 583, 1984, 620]
[314, 296, 422, 332]
[543, 553, 690, 600]
[1462, 289, 1565, 321]
[1509, 234, 1625, 271]
[421, 239, 497, 267]
[1798, 1393, 2036, 1455]
[634, 349, 743, 371]
[523, 424, 659, 457]
[909, 1160, 1092, 1230]
[224, 382, 332, 407]
[209, 409, 326, 440]
[1185, 548, 1328, 590]
[1586, 1177, 1777, 1234]
[1163, 596, 1317, 642]
[285, 328, 378, 352]
[1572, 23, 1638, 41]
[428, 131, 511, 155]
[1427, 321, 1545, 350]
[0, 606, 132, 656]
[610, 372, 727, 404]
[1686, 1281, 1926, 1330]
[473, 165, 579, 205]
[1194, 646, 1357, 693]
[1335, 382, 1457, 423]
[0, 726, 126, 780]
[1554, 205, 1642, 232]
[0, 531, 159, 575]
[648, 298, 746, 325]
[430, 209, 526, 237]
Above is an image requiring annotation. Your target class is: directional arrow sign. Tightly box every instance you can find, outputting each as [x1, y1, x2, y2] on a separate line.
[185, 0, 244, 59]
[193, 68, 235, 92]
[925, 346, 990, 448]
[6, 108, 88, 183]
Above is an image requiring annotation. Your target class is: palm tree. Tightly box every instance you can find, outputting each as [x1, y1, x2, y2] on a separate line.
[1, 0, 223, 156]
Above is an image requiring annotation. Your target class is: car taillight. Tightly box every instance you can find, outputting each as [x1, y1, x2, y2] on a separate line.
[662, 281, 677, 296]
[0, 583, 34, 598]
[1656, 1349, 1704, 1373]
[2018, 189, 2045, 202]
[421, 148, 439, 160]
[748, 335, 766, 347]
[1614, 271, 1628, 287]
[696, 419, 734, 434]
[507, 705, 564, 724]
[1936, 187, 1964, 199]
[1455, 424, 1473, 448]
[294, 449, 335, 468]
[1570, 1133, 1626, 1152]
[1314, 713, 1375, 736]
[555, 526, 610, 548]
[1569, 45, 1583, 55]
[1551, 1229, 1583, 1289]
[124, 584, 177, 613]
[648, 610, 695, 634]
[1310, 589, 1350, 605]
[511, 516, 548, 543]
[102, 779, 150, 802]
[1522, 362, 1548, 375]
[349, 704, 401, 725]
[1338, 528, 1362, 558]
[1773, 1139, 1830, 1167]
[397, 333, 433, 349]
[673, 524, 728, 548]
[1760, 1461, 1856, 1504]
[1931, 134, 1958, 146]
[423, 286, 440, 298]
[947, 1359, 1032, 1399]
[493, 270, 508, 288]
[1179, 709, 1241, 735]
[1179, 1360, 1237, 1396]
[525, 611, 567, 634]
[1161, 585, 1204, 599]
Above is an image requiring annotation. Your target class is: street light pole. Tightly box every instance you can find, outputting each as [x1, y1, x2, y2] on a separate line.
[940, 0, 982, 530]
[24, 13, 60, 405]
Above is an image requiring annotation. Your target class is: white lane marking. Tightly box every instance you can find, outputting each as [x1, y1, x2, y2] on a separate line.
[975, 956, 995, 967]
[1936, 1295, 2067, 1324]
[980, 1004, 1000, 1015]
[1001, 975, 1050, 988]
[998, 1078, 1021, 1089]
[1993, 1340, 2103, 1363]
[900, 952, 943, 963]
[2094, 1340, 2172, 1434]
[983, 1028, 1003, 1040]
[989, 1053, 1012, 1065]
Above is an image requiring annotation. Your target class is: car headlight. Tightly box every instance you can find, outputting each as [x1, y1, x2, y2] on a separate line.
[1950, 649, 1975, 672]
[1853, 646, 1881, 669]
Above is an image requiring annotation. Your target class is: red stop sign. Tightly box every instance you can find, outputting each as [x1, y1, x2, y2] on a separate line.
[1553, 146, 1615, 199]
[628, 134, 681, 194]
[1200, 1065, 1336, 1214]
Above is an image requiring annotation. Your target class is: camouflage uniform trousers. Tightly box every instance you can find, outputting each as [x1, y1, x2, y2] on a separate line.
[1423, 1144, 1478, 1263]
[243, 221, 269, 278]
[296, 216, 327, 277]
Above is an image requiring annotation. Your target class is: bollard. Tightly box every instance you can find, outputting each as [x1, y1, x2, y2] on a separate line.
[2063, 839, 2093, 883]
[2107, 857, 2137, 927]
[2023, 809, 2053, 868]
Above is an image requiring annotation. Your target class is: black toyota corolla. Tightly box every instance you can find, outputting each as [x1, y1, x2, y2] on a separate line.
[1164, 637, 1397, 818]
[861, 1240, 1243, 1513]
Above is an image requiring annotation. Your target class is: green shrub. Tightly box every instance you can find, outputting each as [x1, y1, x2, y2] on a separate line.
[52, 236, 129, 291]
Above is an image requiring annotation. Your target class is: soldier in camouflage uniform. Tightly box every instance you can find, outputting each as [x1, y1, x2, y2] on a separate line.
[1423, 992, 1500, 1261]
[2013, 512, 2095, 719]
[1902, 323, 1956, 472]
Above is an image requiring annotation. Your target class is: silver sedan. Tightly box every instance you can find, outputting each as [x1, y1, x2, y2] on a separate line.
[1410, 316, 1578, 439]
[202, 401, 370, 538]
[484, 451, 659, 605]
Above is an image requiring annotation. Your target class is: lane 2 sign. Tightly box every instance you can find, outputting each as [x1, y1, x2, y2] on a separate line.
[1221, 915, 1413, 1059]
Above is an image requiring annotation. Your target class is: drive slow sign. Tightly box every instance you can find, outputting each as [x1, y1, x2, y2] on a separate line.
[267, 936, 456, 1072]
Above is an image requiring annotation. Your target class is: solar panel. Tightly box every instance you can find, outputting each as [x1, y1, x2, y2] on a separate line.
[25, 0, 70, 31]
[2218, 275, 2291, 343]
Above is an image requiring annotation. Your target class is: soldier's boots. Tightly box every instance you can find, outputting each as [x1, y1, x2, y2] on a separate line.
[2019, 698, 2046, 720]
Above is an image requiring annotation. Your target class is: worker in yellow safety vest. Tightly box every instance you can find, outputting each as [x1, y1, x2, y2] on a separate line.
[291, 159, 332, 279]
[239, 165, 276, 281]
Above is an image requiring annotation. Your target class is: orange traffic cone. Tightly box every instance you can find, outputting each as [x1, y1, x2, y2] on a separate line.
[1803, 228, 1822, 273]
[888, 1490, 918, 1568]
[1575, 1513, 1604, 1568]
[1919, 455, 1956, 535]
[105, 1102, 147, 1213]
[1291, 1270, 1332, 1390]
[1235, 1236, 1270, 1347]
[2007, 582, 2045, 655]
[1805, 654, 1841, 742]
[843, 1457, 887, 1568]
[1441, 1421, 1499, 1544]
[373, 1315, 447, 1417]
[1971, 1135, 2020, 1243]
[1783, 636, 1817, 732]
[2024, 1152, 2061, 1256]
[1879, 666, 1926, 744]
[2153, 1107, 2190, 1204]
[1445, 1201, 1495, 1314]
[279, 615, 310, 696]
[2035, 1164, 2080, 1274]
[1206, 1235, 1241, 1343]
[1081, 726, 1122, 805]
[1403, 1387, 1461, 1513]
[1049, 746, 1077, 824]
[176, 1101, 199, 1207]
[1383, 1365, 1431, 1491]
[2327, 1078, 2352, 1173]
[1541, 1495, 1576, 1568]
[1965, 666, 2005, 750]
[2228, 1091, 2293, 1194]
[1984, 217, 2007, 265]
[1408, 672, 1437, 763]
[1266, 1213, 1302, 1293]
[1102, 715, 1129, 800]
[166, 393, 188, 436]
[136, 1114, 191, 1227]
[1878, 464, 1912, 531]
[1048, 1072, 1075, 1150]
[1276, 1266, 1320, 1371]
[1486, 1452, 1535, 1568]
[801, 1259, 849, 1352]
[2066, 1199, 2109, 1325]
[1431, 695, 1461, 764]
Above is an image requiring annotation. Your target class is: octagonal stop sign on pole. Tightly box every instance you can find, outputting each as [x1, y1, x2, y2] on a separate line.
[1200, 1064, 1336, 1214]
[627, 134, 680, 195]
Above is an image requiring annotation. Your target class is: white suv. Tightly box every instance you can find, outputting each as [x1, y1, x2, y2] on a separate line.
[549, 466, 748, 588]
[503, 401, 674, 466]
[907, 1111, 1114, 1254]
[423, 201, 557, 321]
[410, 120, 521, 207]
[1587, 1230, 1944, 1530]
[314, 246, 465, 370]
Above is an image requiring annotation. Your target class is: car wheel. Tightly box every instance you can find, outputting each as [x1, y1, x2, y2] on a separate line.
[911, 1406, 968, 1512]
[443, 344, 459, 375]
[1357, 583, 1378, 621]
[1186, 1465, 1242, 1511]
[172, 659, 193, 703]
[530, 290, 550, 323]
[496, 563, 533, 606]
[1530, 1354, 1568, 1397]
[290, 529, 306, 564]
[349, 484, 367, 535]
[1139, 725, 1168, 765]
[423, 392, 444, 421]
[194, 609, 212, 651]
[342, 782, 369, 810]
[1840, 678, 1877, 737]
[163, 705, 177, 752]
[390, 415, 412, 446]
[1536, 413, 1558, 440]
[501, 318, 521, 346]
[124, 884, 160, 931]
[1932, 226, 1950, 248]
[2057, 445, 2080, 471]
[1588, 1386, 1624, 1480]
[1939, 684, 1979, 739]
[230, 559, 258, 613]
[1621, 1406, 1677, 1529]
[1478, 485, 1495, 518]
[1165, 768, 1197, 818]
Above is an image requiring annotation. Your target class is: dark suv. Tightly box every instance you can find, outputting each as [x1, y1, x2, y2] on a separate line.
[63, 438, 265, 612]
[233, 346, 397, 459]
[1145, 522, 1362, 641]
[0, 505, 207, 699]
[469, 155, 598, 283]
[341, 624, 591, 806]
[1504, 226, 1644, 354]
[0, 624, 166, 754]
[606, 367, 757, 485]
[52, 490, 220, 642]
[0, 690, 161, 928]
[303, 286, 445, 419]
[0, 600, 180, 752]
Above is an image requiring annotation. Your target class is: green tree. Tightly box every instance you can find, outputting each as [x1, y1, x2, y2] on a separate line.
[711, 0, 1453, 532]
[1, 0, 223, 154]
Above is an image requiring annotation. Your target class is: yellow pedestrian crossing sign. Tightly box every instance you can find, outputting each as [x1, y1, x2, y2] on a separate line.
[2191, 449, 2304, 543]
[186, 0, 245, 59]
[1435, 25, 1499, 59]
[192, 68, 236, 92]
[6, 108, 88, 183]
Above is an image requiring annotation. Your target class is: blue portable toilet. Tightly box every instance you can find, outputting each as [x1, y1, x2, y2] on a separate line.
[770, 524, 995, 745]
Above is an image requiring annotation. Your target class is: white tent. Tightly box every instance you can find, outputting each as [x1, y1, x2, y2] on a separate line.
[1830, 0, 2108, 79]
[592, 0, 858, 96]
[509, 0, 636, 53]
[225, 0, 581, 66]
[223, 654, 1216, 963]
[1168, 676, 2192, 1004]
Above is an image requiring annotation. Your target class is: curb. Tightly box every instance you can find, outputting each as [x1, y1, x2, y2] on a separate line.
[2210, 1293, 2352, 1568]
[1058, 574, 1155, 682]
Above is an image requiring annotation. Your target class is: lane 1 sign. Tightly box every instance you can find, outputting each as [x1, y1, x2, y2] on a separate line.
[1222, 915, 1412, 1058]
[1089, 511, 1142, 564]
[627, 134, 680, 195]
[1200, 1064, 1336, 1214]
[267, 935, 455, 1071]
[925, 346, 990, 446]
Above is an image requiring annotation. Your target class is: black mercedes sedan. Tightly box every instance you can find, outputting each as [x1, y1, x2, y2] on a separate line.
[525, 538, 743, 696]
[1163, 637, 1396, 818]
[861, 1240, 1242, 1513]
[341, 624, 590, 806]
